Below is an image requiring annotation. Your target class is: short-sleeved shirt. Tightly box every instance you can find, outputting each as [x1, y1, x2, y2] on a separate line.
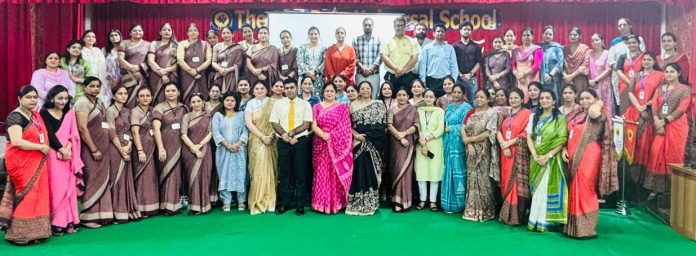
[269, 97, 313, 138]
[380, 36, 419, 74]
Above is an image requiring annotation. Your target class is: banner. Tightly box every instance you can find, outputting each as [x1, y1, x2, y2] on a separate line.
[612, 116, 624, 159]
[210, 9, 500, 31]
[622, 119, 639, 164]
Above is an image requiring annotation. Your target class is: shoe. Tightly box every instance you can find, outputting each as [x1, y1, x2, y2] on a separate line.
[275, 206, 287, 215]
[238, 203, 247, 211]
[296, 207, 305, 216]
[222, 204, 231, 212]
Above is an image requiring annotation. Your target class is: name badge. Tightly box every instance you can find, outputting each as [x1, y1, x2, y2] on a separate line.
[172, 123, 181, 130]
[281, 64, 289, 71]
[101, 122, 110, 129]
[192, 57, 201, 63]
[505, 131, 511, 140]
[536, 135, 542, 145]
[638, 90, 645, 100]
[39, 134, 45, 144]
[123, 134, 131, 141]
[220, 61, 228, 68]
[149, 129, 154, 136]
[569, 130, 574, 139]
[662, 104, 669, 115]
[629, 70, 635, 78]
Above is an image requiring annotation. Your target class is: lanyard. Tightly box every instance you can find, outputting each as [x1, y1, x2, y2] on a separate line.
[424, 111, 434, 129]
[535, 114, 553, 136]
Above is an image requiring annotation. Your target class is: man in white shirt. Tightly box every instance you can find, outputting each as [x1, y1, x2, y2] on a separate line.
[269, 77, 313, 215]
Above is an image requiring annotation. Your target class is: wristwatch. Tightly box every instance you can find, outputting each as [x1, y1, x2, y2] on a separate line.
[288, 131, 294, 137]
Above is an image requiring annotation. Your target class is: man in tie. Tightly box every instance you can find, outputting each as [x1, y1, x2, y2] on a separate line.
[270, 77, 313, 215]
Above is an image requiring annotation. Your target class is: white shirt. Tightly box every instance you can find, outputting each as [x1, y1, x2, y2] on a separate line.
[269, 97, 313, 138]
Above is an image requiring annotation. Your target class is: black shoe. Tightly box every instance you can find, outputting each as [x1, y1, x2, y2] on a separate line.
[296, 207, 305, 216]
[275, 206, 287, 215]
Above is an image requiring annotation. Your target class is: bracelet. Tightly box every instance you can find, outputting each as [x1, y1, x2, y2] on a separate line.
[91, 149, 98, 154]
[137, 149, 143, 152]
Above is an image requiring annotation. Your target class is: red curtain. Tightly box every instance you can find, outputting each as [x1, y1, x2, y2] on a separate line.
[1, 3, 34, 132]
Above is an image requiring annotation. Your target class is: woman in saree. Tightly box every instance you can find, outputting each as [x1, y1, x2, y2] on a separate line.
[60, 39, 90, 101]
[346, 84, 359, 103]
[40, 85, 83, 235]
[81, 30, 108, 104]
[153, 82, 188, 215]
[178, 23, 212, 104]
[237, 78, 253, 111]
[379, 81, 396, 110]
[118, 24, 150, 108]
[246, 26, 280, 89]
[147, 23, 179, 105]
[212, 27, 244, 93]
[497, 88, 532, 225]
[503, 29, 519, 57]
[32, 51, 76, 109]
[106, 85, 141, 223]
[300, 76, 321, 106]
[526, 89, 568, 232]
[563, 27, 591, 93]
[409, 79, 426, 107]
[562, 88, 618, 238]
[621, 52, 662, 184]
[245, 81, 278, 215]
[206, 84, 222, 112]
[387, 88, 419, 212]
[213, 91, 248, 212]
[298, 27, 327, 98]
[523, 82, 542, 112]
[657, 33, 689, 82]
[539, 26, 564, 99]
[130, 87, 159, 217]
[1, 86, 51, 244]
[441, 84, 474, 213]
[181, 94, 213, 215]
[462, 89, 500, 221]
[75, 77, 113, 228]
[311, 83, 353, 214]
[513, 28, 542, 101]
[104, 29, 122, 92]
[415, 90, 445, 211]
[436, 76, 457, 109]
[484, 36, 512, 91]
[346, 81, 387, 216]
[278, 30, 298, 82]
[615, 35, 644, 108]
[558, 85, 579, 116]
[645, 63, 691, 196]
[588, 33, 614, 115]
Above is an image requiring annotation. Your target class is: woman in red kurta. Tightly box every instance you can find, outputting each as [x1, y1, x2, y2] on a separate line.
[620, 52, 662, 183]
[324, 27, 356, 86]
[645, 63, 692, 194]
[562, 89, 618, 238]
[497, 88, 531, 225]
[616, 35, 643, 106]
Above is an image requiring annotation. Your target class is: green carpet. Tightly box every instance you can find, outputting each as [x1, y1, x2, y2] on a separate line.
[1, 207, 694, 255]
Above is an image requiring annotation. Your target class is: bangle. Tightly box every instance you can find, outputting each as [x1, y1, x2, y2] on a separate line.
[137, 149, 143, 152]
[91, 149, 98, 154]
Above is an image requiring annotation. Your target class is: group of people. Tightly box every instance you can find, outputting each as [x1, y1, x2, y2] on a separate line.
[1, 15, 693, 245]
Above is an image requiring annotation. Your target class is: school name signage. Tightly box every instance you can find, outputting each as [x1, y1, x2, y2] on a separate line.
[210, 9, 501, 31]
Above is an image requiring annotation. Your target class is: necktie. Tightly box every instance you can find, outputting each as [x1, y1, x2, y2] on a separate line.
[288, 100, 295, 131]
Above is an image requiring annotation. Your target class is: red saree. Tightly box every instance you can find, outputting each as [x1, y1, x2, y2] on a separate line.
[0, 112, 51, 244]
[645, 84, 692, 193]
[564, 110, 618, 238]
[311, 103, 353, 214]
[498, 108, 531, 225]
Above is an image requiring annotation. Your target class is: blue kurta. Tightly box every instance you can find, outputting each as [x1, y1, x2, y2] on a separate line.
[212, 112, 248, 193]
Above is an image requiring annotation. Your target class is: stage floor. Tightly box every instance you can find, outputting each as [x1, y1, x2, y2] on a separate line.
[1, 206, 694, 255]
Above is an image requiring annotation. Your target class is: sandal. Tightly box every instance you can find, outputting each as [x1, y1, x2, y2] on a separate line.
[416, 202, 426, 210]
[429, 203, 439, 212]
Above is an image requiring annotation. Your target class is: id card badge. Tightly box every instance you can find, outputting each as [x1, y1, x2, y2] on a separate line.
[536, 135, 542, 145]
[505, 130, 512, 140]
[629, 70, 635, 78]
[569, 130, 574, 139]
[172, 123, 181, 130]
[101, 122, 110, 129]
[149, 129, 154, 136]
[281, 64, 289, 71]
[123, 134, 131, 141]
[662, 104, 669, 115]
[220, 61, 228, 68]
[639, 90, 645, 100]
[192, 57, 201, 63]
[39, 134, 45, 144]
